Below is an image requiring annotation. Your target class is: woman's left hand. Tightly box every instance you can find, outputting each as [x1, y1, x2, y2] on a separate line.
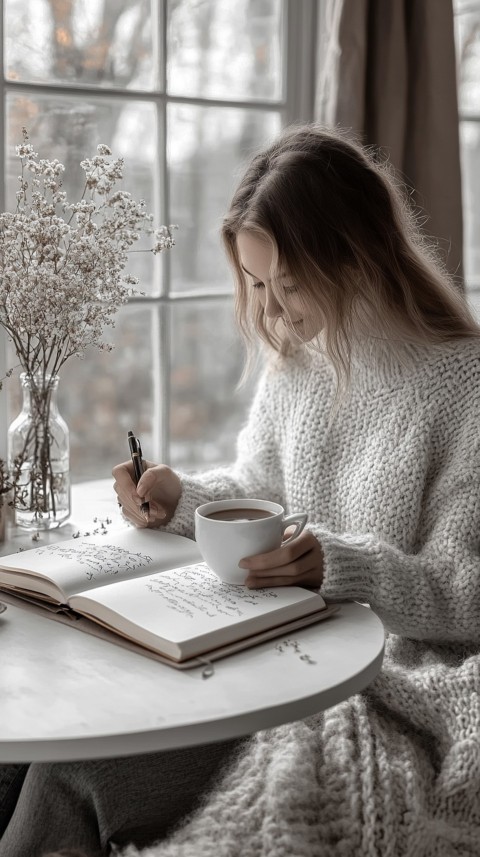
[239, 530, 324, 589]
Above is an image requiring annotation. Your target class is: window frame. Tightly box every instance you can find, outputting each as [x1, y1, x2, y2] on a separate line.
[0, 0, 318, 468]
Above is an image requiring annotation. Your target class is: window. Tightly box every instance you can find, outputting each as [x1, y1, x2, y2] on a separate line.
[454, 0, 480, 314]
[0, 0, 317, 480]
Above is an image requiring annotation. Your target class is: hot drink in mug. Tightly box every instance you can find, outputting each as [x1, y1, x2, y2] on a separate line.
[195, 498, 308, 585]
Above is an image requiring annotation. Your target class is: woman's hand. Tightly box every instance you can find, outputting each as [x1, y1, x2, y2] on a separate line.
[239, 530, 324, 589]
[112, 460, 182, 528]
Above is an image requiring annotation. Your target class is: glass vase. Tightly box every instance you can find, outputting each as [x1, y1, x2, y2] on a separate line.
[8, 373, 71, 530]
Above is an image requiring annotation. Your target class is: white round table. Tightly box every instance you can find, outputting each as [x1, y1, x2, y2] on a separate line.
[0, 481, 385, 763]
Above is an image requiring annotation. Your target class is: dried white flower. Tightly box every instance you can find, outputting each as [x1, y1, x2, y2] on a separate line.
[0, 128, 176, 380]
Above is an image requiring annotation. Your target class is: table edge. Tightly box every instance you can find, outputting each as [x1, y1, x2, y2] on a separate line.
[0, 628, 385, 762]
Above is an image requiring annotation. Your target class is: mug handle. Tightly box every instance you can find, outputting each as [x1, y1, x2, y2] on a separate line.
[281, 513, 308, 546]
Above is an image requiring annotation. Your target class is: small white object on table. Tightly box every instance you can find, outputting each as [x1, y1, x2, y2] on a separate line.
[0, 480, 385, 763]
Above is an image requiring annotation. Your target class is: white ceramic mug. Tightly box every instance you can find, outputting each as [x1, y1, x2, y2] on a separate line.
[195, 498, 308, 585]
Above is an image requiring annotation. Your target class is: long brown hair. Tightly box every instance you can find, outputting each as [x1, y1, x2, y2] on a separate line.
[222, 123, 480, 400]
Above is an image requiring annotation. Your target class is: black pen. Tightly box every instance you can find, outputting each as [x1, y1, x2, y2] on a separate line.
[127, 430, 150, 520]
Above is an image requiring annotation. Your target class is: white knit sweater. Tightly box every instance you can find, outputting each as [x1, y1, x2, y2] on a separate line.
[126, 337, 480, 857]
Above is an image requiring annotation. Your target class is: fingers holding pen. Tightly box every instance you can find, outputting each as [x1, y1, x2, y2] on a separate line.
[137, 464, 182, 525]
[112, 462, 149, 527]
[136, 470, 167, 525]
[112, 461, 182, 529]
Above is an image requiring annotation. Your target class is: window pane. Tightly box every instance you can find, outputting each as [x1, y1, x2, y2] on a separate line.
[168, 104, 281, 293]
[167, 0, 283, 101]
[460, 121, 480, 284]
[6, 91, 161, 294]
[7, 306, 157, 483]
[169, 300, 257, 470]
[5, 0, 158, 91]
[455, 9, 480, 114]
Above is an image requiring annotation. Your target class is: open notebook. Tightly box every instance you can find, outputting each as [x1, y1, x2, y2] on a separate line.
[0, 528, 338, 668]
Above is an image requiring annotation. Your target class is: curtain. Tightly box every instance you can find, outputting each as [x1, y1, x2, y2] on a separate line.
[315, 0, 464, 286]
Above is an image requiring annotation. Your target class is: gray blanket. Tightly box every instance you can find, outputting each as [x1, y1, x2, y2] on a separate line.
[122, 637, 480, 857]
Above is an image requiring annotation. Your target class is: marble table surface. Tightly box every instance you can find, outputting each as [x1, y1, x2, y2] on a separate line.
[0, 480, 385, 763]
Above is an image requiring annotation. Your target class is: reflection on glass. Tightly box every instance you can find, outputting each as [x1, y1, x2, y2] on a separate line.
[6, 306, 157, 482]
[169, 300, 258, 471]
[4, 0, 157, 90]
[167, 0, 283, 101]
[168, 104, 281, 292]
[6, 92, 161, 293]
[460, 121, 480, 283]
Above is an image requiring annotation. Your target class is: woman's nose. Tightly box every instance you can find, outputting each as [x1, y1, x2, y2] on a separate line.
[263, 286, 282, 319]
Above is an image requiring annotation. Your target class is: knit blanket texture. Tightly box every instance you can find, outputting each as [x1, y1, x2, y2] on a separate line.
[119, 637, 480, 857]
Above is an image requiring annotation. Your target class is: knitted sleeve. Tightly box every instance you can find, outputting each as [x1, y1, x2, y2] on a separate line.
[164, 370, 285, 539]
[315, 431, 480, 643]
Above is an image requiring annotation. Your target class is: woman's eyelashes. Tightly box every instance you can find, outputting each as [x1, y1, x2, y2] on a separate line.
[251, 281, 299, 294]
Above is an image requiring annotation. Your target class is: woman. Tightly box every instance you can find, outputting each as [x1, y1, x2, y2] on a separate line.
[2, 123, 480, 856]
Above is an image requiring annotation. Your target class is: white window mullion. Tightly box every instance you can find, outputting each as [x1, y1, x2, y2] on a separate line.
[157, 1, 170, 465]
[0, 0, 8, 460]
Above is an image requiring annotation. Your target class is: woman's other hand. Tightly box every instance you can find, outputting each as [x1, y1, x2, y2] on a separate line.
[112, 461, 182, 528]
[239, 530, 324, 589]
